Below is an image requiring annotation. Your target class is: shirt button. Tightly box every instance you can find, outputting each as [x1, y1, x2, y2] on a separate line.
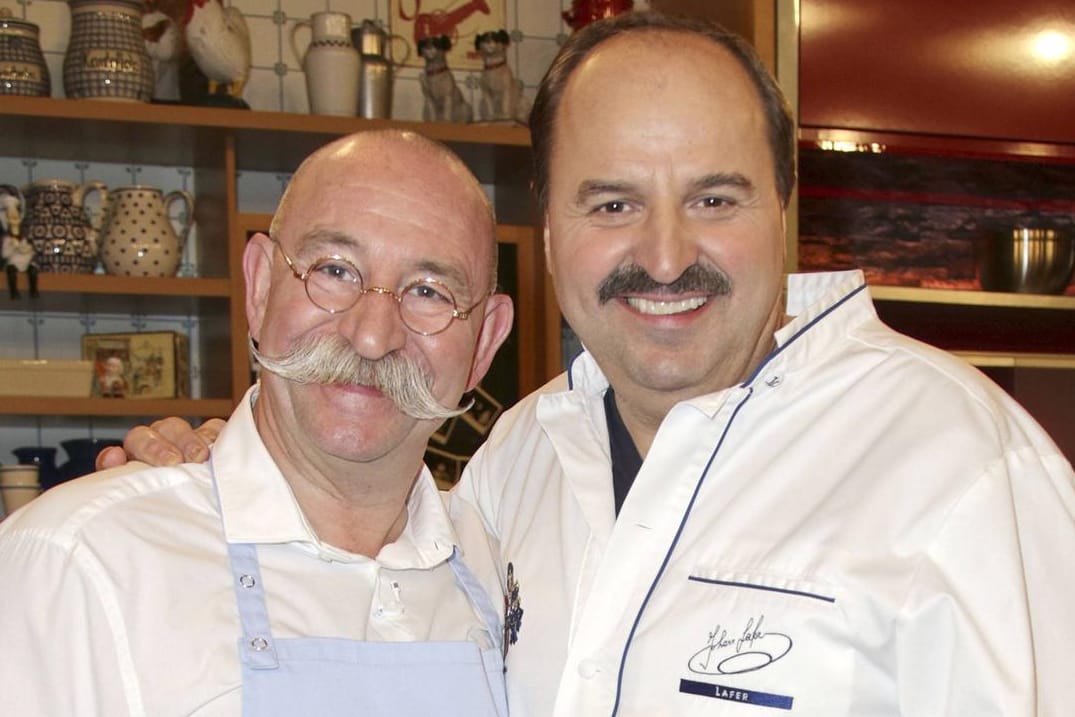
[578, 659, 599, 679]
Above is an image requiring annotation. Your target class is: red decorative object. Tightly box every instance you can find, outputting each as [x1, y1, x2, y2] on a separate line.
[561, 0, 633, 32]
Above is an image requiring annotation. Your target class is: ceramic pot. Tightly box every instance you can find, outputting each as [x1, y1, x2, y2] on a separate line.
[22, 179, 108, 273]
[99, 186, 194, 277]
[12, 446, 59, 491]
[58, 438, 123, 483]
[291, 11, 360, 116]
[63, 0, 154, 102]
[0, 8, 51, 96]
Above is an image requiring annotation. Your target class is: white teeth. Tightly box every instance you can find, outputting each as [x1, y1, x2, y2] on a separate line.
[625, 295, 708, 315]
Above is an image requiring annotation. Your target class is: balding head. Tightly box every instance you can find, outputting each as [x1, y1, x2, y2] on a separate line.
[271, 130, 499, 285]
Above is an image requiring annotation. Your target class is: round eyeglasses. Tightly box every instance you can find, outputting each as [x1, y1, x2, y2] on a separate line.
[272, 239, 488, 336]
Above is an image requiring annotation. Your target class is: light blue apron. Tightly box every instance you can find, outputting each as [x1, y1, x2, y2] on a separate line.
[222, 513, 508, 716]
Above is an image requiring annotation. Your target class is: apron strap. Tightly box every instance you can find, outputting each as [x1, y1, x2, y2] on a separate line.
[447, 548, 505, 655]
[226, 541, 281, 669]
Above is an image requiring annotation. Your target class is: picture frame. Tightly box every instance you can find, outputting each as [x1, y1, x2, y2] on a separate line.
[81, 331, 190, 399]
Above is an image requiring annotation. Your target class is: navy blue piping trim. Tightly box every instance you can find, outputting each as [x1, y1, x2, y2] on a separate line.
[740, 282, 867, 387]
[687, 576, 835, 603]
[609, 386, 755, 716]
[566, 350, 584, 390]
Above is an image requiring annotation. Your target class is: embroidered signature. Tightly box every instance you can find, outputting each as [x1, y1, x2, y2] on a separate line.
[687, 615, 792, 675]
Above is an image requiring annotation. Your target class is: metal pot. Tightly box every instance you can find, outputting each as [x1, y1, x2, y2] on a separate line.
[978, 227, 1075, 294]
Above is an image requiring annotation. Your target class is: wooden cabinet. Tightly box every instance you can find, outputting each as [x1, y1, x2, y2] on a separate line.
[796, 0, 1075, 458]
[799, 0, 1075, 145]
[0, 96, 549, 425]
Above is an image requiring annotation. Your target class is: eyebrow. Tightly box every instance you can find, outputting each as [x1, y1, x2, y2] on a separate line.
[688, 172, 756, 194]
[295, 229, 358, 256]
[573, 180, 635, 204]
[573, 172, 757, 204]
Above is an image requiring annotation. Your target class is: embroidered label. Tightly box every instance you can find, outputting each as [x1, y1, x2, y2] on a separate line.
[679, 679, 793, 710]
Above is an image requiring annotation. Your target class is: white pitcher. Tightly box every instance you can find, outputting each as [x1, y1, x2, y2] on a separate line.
[290, 11, 360, 117]
[99, 186, 194, 277]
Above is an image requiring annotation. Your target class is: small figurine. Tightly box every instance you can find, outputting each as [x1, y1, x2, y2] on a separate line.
[98, 355, 129, 398]
[475, 29, 528, 123]
[182, 0, 251, 108]
[418, 35, 473, 123]
[142, 0, 184, 102]
[0, 185, 36, 299]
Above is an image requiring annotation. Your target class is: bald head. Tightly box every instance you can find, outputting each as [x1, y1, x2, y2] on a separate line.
[270, 130, 498, 285]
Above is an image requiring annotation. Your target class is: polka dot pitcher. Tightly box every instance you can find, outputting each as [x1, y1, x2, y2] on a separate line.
[99, 186, 194, 277]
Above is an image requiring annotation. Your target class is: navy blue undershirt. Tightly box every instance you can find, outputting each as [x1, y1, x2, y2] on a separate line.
[604, 387, 643, 516]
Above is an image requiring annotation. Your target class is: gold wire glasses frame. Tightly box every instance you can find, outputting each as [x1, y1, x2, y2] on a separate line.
[271, 239, 488, 336]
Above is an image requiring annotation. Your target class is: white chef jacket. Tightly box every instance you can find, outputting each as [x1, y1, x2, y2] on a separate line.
[0, 385, 503, 717]
[456, 270, 1075, 717]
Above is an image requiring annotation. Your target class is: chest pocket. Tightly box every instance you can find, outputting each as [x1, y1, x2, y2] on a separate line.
[640, 565, 856, 715]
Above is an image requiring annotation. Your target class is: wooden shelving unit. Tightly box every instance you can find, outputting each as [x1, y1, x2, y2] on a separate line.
[1, 96, 547, 421]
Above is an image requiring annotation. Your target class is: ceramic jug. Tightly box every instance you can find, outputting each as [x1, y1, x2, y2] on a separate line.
[22, 178, 107, 273]
[99, 186, 194, 277]
[0, 7, 51, 96]
[291, 11, 360, 116]
[63, 0, 154, 101]
[12, 446, 59, 491]
[351, 20, 409, 120]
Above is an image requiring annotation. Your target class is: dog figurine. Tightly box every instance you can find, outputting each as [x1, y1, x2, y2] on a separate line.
[474, 29, 527, 123]
[418, 35, 473, 123]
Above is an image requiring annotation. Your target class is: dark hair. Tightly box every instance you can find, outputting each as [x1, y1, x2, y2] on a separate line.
[528, 10, 796, 211]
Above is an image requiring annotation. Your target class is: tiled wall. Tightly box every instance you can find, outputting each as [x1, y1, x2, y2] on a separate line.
[1, 0, 586, 468]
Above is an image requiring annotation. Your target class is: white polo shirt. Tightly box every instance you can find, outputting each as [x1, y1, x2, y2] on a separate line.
[0, 386, 503, 716]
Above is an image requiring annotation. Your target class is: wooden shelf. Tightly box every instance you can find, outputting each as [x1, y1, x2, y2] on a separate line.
[0, 96, 533, 195]
[954, 351, 1075, 370]
[0, 273, 232, 315]
[0, 273, 231, 296]
[799, 127, 1075, 164]
[0, 397, 235, 418]
[870, 285, 1075, 311]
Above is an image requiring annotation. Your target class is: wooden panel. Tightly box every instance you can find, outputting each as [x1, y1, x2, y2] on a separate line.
[800, 0, 1075, 144]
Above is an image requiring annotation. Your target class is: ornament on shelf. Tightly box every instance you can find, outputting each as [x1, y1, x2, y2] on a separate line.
[474, 29, 528, 124]
[0, 183, 36, 299]
[141, 0, 184, 102]
[182, 0, 251, 108]
[562, 0, 634, 32]
[418, 34, 472, 123]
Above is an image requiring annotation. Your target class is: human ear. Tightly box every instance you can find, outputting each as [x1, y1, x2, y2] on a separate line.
[465, 292, 515, 392]
[243, 233, 274, 342]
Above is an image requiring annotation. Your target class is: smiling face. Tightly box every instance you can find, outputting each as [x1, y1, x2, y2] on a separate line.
[246, 132, 512, 472]
[545, 31, 788, 437]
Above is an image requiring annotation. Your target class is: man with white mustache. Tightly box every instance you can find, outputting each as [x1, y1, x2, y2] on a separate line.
[0, 130, 515, 716]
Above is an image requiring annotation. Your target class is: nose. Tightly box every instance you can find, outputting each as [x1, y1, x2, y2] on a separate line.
[632, 202, 700, 284]
[336, 288, 408, 361]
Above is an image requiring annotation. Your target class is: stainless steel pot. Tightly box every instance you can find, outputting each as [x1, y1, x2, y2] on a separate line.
[978, 227, 1075, 294]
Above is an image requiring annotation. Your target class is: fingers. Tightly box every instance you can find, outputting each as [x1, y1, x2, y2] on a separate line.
[121, 424, 184, 466]
[93, 416, 225, 471]
[94, 445, 129, 471]
[144, 416, 213, 464]
[194, 418, 226, 447]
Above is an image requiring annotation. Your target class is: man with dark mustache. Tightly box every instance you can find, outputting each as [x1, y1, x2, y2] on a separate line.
[0, 130, 514, 716]
[96, 10, 1074, 717]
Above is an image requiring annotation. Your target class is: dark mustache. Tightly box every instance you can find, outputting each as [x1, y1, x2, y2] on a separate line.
[597, 264, 732, 304]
